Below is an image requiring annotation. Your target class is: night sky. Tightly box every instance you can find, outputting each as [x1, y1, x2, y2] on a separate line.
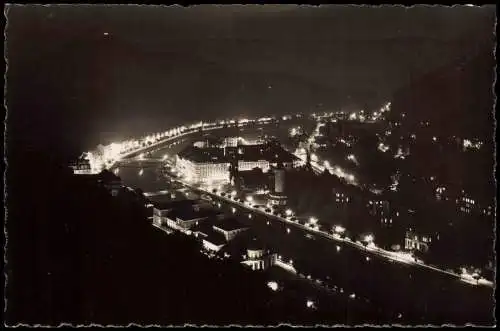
[6, 5, 496, 157]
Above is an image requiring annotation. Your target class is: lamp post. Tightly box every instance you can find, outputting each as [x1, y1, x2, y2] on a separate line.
[363, 234, 374, 251]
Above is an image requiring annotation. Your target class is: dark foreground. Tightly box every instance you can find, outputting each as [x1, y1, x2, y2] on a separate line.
[6, 148, 407, 326]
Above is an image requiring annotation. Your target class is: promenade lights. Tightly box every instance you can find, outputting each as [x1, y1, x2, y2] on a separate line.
[267, 281, 279, 292]
[306, 300, 315, 308]
[334, 225, 346, 234]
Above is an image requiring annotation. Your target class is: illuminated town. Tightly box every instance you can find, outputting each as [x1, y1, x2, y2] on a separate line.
[6, 4, 495, 327]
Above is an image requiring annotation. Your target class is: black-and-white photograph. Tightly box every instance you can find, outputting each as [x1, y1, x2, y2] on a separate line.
[4, 4, 496, 327]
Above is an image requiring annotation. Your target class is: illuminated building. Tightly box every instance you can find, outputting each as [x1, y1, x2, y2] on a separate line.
[380, 217, 393, 227]
[332, 188, 350, 204]
[194, 136, 258, 149]
[456, 193, 476, 214]
[238, 168, 270, 191]
[176, 144, 300, 184]
[404, 228, 439, 253]
[152, 199, 208, 227]
[194, 217, 249, 252]
[164, 207, 224, 231]
[176, 147, 231, 183]
[274, 166, 285, 193]
[435, 186, 447, 201]
[224, 136, 241, 147]
[69, 157, 92, 175]
[462, 138, 483, 151]
[213, 218, 250, 241]
[240, 237, 277, 271]
[201, 231, 227, 252]
[268, 163, 288, 206]
[368, 199, 391, 217]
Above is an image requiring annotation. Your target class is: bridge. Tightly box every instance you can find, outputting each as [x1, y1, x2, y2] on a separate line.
[115, 158, 164, 167]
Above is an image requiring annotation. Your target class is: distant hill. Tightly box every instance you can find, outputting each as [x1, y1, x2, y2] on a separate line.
[390, 45, 495, 141]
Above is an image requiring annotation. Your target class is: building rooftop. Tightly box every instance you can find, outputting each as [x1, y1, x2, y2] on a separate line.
[169, 207, 221, 222]
[178, 146, 229, 163]
[202, 230, 227, 247]
[213, 217, 248, 232]
[191, 220, 215, 235]
[178, 143, 300, 165]
[152, 199, 198, 211]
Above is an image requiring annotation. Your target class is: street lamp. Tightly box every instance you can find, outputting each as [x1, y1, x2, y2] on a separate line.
[285, 209, 293, 217]
[309, 217, 318, 225]
[334, 225, 346, 234]
[364, 234, 374, 243]
[363, 234, 374, 251]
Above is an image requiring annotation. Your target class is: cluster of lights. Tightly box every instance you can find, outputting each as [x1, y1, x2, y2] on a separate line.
[390, 173, 400, 192]
[380, 102, 391, 113]
[267, 281, 279, 292]
[463, 139, 483, 151]
[257, 117, 273, 123]
[338, 138, 347, 146]
[308, 217, 318, 226]
[393, 146, 408, 160]
[306, 300, 316, 309]
[83, 111, 313, 174]
[333, 225, 346, 234]
[82, 117, 268, 173]
[436, 187, 446, 193]
[289, 126, 302, 137]
[378, 142, 390, 153]
[462, 197, 475, 205]
[346, 154, 359, 165]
